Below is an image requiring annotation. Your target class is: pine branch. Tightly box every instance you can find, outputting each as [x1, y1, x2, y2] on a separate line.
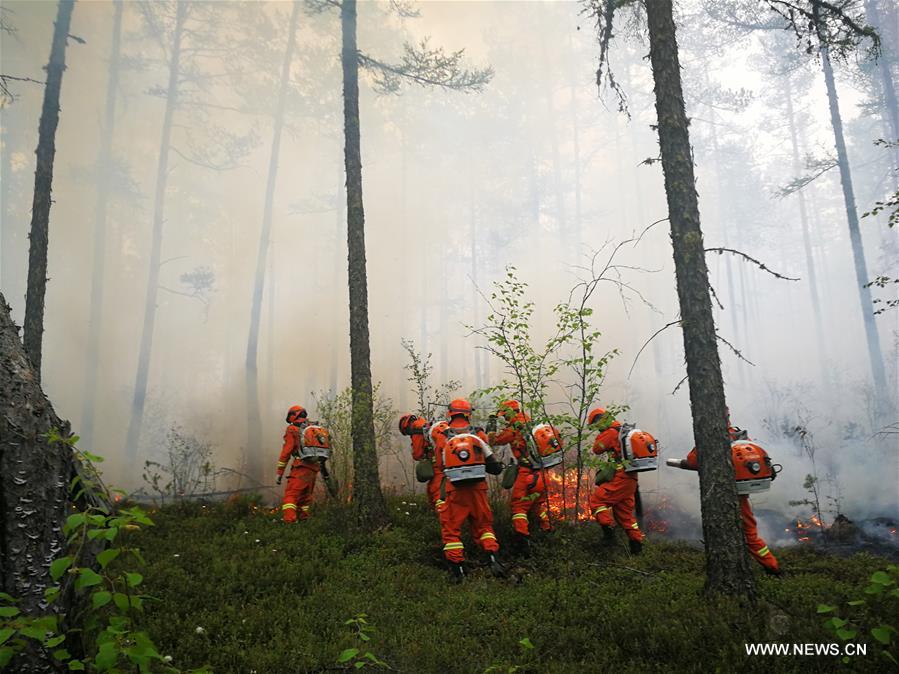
[358, 40, 493, 94]
[704, 248, 800, 281]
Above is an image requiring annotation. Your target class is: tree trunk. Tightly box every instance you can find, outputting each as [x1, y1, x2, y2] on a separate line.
[819, 37, 891, 416]
[23, 0, 75, 379]
[470, 173, 483, 390]
[865, 0, 899, 174]
[1, 292, 72, 671]
[124, 2, 187, 456]
[81, 0, 123, 448]
[245, 1, 301, 480]
[645, 0, 755, 598]
[340, 0, 388, 528]
[784, 72, 828, 371]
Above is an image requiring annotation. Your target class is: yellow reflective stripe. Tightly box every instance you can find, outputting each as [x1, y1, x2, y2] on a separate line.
[593, 506, 611, 515]
[630, 523, 640, 529]
[758, 546, 770, 556]
[300, 506, 311, 511]
[282, 503, 297, 510]
[511, 513, 529, 521]
[435, 499, 445, 507]
[443, 542, 465, 550]
[277, 461, 287, 467]
[538, 512, 549, 519]
[479, 532, 497, 541]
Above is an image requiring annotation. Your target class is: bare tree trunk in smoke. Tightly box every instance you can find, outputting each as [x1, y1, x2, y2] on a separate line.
[81, 0, 123, 448]
[125, 1, 187, 457]
[23, 0, 75, 379]
[645, 0, 755, 598]
[341, 0, 388, 528]
[817, 10, 891, 418]
[245, 0, 301, 480]
[865, 0, 899, 176]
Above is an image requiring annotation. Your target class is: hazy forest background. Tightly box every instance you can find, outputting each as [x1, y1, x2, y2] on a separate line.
[1, 0, 897, 538]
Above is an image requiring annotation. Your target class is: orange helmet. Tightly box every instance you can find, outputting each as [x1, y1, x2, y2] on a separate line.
[398, 413, 416, 435]
[286, 405, 307, 423]
[447, 398, 473, 419]
[587, 407, 607, 426]
[498, 399, 521, 420]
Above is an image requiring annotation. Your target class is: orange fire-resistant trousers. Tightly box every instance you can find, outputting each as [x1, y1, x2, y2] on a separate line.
[439, 482, 499, 563]
[426, 468, 444, 510]
[282, 463, 318, 523]
[589, 469, 645, 543]
[741, 495, 780, 572]
[511, 466, 551, 537]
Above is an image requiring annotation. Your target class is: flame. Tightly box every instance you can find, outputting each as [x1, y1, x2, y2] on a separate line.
[787, 516, 826, 543]
[543, 466, 593, 522]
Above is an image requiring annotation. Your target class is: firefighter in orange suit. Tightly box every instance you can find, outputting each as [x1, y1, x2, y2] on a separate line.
[488, 400, 550, 554]
[677, 430, 781, 576]
[276, 405, 320, 523]
[399, 413, 444, 509]
[432, 398, 505, 581]
[587, 407, 645, 555]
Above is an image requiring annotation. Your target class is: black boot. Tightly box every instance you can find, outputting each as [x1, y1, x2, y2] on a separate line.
[764, 566, 783, 578]
[449, 563, 465, 583]
[628, 539, 643, 555]
[511, 532, 531, 557]
[489, 554, 507, 578]
[602, 525, 616, 543]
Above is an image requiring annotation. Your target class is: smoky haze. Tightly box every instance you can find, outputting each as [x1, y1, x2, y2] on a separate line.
[1, 1, 896, 542]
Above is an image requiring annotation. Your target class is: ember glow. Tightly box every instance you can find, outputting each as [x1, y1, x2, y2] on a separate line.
[786, 516, 826, 543]
[644, 493, 673, 534]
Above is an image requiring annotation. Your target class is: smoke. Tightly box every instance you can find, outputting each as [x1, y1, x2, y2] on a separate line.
[0, 0, 896, 540]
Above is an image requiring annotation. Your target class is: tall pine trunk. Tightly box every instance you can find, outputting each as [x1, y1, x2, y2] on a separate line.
[865, 0, 899, 173]
[645, 0, 755, 598]
[81, 0, 123, 448]
[23, 0, 75, 378]
[245, 1, 301, 479]
[340, 0, 388, 528]
[819, 36, 890, 415]
[124, 2, 187, 456]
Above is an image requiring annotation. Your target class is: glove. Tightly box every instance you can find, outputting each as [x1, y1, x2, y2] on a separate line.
[276, 475, 282, 485]
[486, 457, 504, 475]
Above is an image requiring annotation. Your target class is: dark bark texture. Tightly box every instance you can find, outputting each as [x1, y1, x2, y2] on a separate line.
[645, 0, 756, 598]
[23, 0, 75, 379]
[341, 0, 388, 528]
[1, 291, 70, 671]
[819, 36, 890, 415]
[246, 0, 301, 480]
[81, 0, 123, 449]
[125, 1, 187, 457]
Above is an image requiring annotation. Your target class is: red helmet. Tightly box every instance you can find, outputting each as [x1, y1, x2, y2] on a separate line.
[587, 407, 607, 426]
[398, 413, 416, 435]
[286, 405, 307, 423]
[498, 399, 521, 420]
[447, 398, 473, 419]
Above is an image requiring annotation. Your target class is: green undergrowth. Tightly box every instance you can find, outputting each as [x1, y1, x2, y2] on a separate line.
[127, 496, 893, 673]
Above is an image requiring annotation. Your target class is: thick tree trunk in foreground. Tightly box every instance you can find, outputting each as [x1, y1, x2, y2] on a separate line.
[340, 0, 388, 528]
[246, 0, 301, 480]
[124, 2, 187, 457]
[81, 0, 123, 448]
[0, 292, 71, 671]
[23, 0, 75, 379]
[820, 38, 891, 417]
[645, 0, 755, 598]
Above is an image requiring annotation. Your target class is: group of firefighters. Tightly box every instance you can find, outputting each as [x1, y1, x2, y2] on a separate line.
[275, 399, 782, 581]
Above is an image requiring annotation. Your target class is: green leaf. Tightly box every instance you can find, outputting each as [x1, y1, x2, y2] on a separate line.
[64, 513, 86, 534]
[817, 604, 837, 613]
[0, 607, 19, 618]
[44, 586, 60, 603]
[68, 660, 86, 670]
[519, 637, 535, 649]
[82, 451, 104, 463]
[50, 556, 74, 581]
[97, 549, 120, 569]
[0, 592, 15, 602]
[337, 648, 359, 663]
[19, 625, 49, 641]
[0, 628, 15, 646]
[871, 571, 893, 586]
[354, 662, 366, 670]
[113, 593, 129, 611]
[358, 632, 370, 642]
[92, 591, 112, 609]
[46, 634, 66, 648]
[53, 647, 71, 661]
[836, 628, 857, 640]
[846, 599, 865, 606]
[104, 527, 119, 542]
[125, 572, 143, 588]
[95, 640, 118, 670]
[74, 568, 103, 590]
[872, 626, 894, 644]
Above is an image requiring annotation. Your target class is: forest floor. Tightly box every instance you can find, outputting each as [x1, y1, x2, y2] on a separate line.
[126, 496, 896, 673]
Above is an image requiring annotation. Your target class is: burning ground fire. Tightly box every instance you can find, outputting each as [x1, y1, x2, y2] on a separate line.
[544, 466, 594, 522]
[786, 515, 825, 543]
